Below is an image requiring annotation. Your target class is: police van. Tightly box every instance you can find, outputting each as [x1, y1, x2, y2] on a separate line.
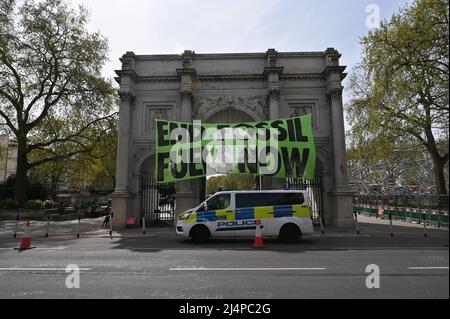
[175, 190, 314, 243]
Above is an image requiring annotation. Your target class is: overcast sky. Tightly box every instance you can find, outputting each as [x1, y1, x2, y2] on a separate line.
[73, 0, 413, 104]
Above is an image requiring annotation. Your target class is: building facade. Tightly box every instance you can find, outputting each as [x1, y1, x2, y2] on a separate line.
[0, 134, 17, 183]
[112, 49, 355, 228]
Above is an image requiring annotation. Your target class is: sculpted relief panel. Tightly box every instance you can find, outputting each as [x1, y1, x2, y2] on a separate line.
[142, 104, 172, 136]
[193, 96, 269, 121]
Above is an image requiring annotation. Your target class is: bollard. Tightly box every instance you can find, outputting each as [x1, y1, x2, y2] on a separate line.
[76, 214, 81, 238]
[423, 213, 428, 238]
[389, 212, 394, 237]
[142, 216, 146, 235]
[13, 214, 19, 238]
[45, 215, 50, 238]
[109, 212, 113, 238]
[354, 212, 360, 235]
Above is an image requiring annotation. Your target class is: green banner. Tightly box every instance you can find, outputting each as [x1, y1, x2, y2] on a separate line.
[155, 115, 316, 183]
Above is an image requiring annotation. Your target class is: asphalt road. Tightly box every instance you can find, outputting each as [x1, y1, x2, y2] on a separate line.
[0, 221, 448, 299]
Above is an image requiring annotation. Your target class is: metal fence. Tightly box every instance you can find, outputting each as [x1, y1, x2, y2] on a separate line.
[139, 178, 176, 225]
[353, 194, 449, 227]
[286, 177, 323, 226]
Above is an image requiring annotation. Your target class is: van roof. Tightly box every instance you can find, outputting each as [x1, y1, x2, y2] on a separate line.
[212, 190, 307, 195]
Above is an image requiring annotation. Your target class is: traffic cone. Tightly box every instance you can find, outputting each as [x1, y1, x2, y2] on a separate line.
[19, 220, 33, 250]
[253, 219, 264, 248]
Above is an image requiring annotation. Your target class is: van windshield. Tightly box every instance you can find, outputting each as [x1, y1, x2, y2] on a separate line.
[236, 192, 304, 208]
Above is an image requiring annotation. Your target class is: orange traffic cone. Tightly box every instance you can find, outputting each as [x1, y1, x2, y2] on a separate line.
[253, 219, 264, 248]
[19, 220, 33, 250]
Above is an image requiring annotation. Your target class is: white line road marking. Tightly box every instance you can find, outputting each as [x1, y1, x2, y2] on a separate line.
[408, 266, 449, 270]
[169, 267, 326, 271]
[0, 268, 91, 271]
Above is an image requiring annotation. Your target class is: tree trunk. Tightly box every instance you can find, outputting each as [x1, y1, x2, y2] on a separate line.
[14, 136, 28, 207]
[431, 153, 448, 195]
[50, 176, 58, 201]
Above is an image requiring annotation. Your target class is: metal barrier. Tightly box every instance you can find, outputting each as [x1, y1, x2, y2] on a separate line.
[353, 194, 449, 228]
[10, 209, 111, 239]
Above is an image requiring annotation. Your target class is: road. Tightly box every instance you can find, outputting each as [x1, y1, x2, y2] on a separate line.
[0, 219, 448, 299]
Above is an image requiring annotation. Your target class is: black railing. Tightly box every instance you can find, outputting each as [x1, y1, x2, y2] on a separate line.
[286, 177, 323, 226]
[140, 178, 176, 225]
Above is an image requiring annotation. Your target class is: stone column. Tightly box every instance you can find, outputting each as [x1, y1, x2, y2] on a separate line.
[328, 88, 354, 228]
[330, 89, 348, 187]
[174, 51, 199, 214]
[111, 91, 136, 227]
[324, 48, 355, 228]
[115, 92, 133, 191]
[264, 49, 285, 190]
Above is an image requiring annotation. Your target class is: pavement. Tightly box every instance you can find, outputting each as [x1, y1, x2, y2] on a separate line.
[0, 215, 448, 299]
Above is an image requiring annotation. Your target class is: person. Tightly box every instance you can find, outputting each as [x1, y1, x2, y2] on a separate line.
[102, 206, 112, 228]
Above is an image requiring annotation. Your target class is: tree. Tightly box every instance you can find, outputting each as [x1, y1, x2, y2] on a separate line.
[206, 174, 256, 193]
[0, 0, 117, 205]
[347, 0, 449, 194]
[29, 115, 117, 198]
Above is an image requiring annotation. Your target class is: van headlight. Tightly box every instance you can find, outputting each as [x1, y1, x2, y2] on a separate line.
[178, 212, 192, 221]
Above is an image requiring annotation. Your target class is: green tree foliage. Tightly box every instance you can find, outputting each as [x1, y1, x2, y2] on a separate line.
[29, 115, 117, 199]
[347, 0, 449, 194]
[206, 174, 256, 194]
[0, 0, 117, 205]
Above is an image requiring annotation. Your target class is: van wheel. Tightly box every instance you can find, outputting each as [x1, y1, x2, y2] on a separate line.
[190, 225, 210, 244]
[279, 224, 301, 243]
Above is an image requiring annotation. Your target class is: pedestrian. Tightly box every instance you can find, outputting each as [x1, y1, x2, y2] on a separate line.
[102, 206, 112, 228]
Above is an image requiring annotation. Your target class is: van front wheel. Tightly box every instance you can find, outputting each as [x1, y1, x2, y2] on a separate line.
[279, 224, 301, 243]
[190, 225, 210, 244]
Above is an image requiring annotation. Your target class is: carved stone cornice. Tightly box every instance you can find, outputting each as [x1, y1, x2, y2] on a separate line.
[323, 65, 347, 79]
[263, 66, 284, 77]
[281, 74, 324, 81]
[115, 69, 138, 81]
[198, 74, 263, 82]
[137, 76, 179, 82]
[176, 68, 197, 78]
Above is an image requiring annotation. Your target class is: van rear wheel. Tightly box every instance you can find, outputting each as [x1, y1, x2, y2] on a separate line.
[279, 224, 301, 243]
[190, 225, 210, 244]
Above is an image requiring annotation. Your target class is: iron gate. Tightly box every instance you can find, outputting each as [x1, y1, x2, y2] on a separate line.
[286, 177, 323, 225]
[140, 178, 176, 225]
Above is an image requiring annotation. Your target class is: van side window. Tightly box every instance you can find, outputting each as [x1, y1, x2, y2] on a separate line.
[206, 194, 231, 210]
[236, 193, 305, 208]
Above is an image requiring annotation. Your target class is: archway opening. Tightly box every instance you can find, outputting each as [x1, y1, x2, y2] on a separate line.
[201, 108, 259, 200]
[139, 154, 176, 225]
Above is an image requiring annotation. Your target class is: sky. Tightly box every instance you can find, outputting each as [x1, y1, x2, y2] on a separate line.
[73, 0, 414, 104]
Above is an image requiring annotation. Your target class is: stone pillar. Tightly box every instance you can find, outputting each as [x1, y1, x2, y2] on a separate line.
[175, 50, 199, 214]
[330, 89, 348, 187]
[264, 49, 285, 190]
[111, 91, 136, 227]
[325, 48, 355, 228]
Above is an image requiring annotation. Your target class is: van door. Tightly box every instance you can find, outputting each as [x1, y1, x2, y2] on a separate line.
[234, 193, 270, 237]
[197, 193, 234, 237]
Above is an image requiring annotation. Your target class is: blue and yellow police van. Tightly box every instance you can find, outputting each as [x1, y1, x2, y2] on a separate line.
[176, 190, 314, 243]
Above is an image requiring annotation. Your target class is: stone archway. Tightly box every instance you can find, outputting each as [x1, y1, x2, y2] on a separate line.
[113, 49, 356, 228]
